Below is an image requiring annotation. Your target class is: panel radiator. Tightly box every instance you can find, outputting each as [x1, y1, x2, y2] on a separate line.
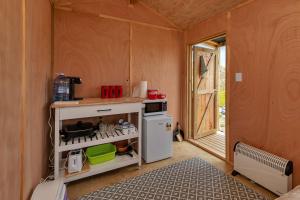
[233, 142, 293, 196]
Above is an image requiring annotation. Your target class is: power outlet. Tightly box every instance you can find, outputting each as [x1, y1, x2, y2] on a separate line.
[235, 73, 243, 82]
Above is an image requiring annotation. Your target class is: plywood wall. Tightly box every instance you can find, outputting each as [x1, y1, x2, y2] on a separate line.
[54, 0, 184, 124]
[54, 10, 131, 97]
[0, 0, 52, 199]
[229, 0, 300, 186]
[23, 0, 52, 199]
[131, 24, 183, 124]
[0, 0, 23, 199]
[186, 12, 227, 45]
[185, 0, 300, 186]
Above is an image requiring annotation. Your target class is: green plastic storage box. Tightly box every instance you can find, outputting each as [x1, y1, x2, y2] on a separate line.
[86, 143, 116, 165]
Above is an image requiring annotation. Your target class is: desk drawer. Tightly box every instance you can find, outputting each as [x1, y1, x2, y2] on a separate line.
[59, 103, 141, 120]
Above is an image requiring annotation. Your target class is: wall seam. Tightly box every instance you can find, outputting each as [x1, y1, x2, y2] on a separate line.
[128, 23, 133, 96]
[20, 0, 27, 199]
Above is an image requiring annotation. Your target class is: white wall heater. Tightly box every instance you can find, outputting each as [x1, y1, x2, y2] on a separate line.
[233, 142, 293, 196]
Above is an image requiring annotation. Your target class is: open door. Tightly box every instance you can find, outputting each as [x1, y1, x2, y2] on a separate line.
[188, 35, 227, 159]
[192, 46, 218, 139]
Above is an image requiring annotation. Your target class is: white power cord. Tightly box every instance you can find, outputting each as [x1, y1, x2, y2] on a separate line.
[37, 105, 55, 183]
[40, 174, 54, 184]
[48, 105, 54, 167]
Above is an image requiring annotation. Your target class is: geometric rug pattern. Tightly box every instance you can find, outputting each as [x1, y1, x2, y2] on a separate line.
[78, 158, 267, 200]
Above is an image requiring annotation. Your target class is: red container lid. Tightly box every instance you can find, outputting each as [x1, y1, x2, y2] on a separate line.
[147, 89, 158, 100]
[157, 93, 166, 99]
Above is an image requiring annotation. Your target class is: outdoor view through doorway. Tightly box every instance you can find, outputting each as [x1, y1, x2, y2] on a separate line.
[189, 35, 226, 159]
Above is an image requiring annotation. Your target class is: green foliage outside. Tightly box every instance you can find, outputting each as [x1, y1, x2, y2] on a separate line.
[219, 90, 225, 107]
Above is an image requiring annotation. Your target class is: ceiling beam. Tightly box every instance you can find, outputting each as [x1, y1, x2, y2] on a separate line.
[205, 40, 219, 47]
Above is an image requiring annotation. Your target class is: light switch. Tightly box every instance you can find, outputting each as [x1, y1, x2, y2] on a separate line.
[235, 73, 243, 82]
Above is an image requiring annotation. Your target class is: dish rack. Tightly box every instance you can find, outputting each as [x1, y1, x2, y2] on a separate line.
[51, 99, 144, 183]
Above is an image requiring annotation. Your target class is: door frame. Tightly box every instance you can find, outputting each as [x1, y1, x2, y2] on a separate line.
[186, 33, 230, 162]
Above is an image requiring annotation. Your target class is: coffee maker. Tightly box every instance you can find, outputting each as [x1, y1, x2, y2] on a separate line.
[66, 76, 83, 100]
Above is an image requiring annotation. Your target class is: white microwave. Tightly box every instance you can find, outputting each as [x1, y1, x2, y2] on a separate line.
[143, 99, 167, 116]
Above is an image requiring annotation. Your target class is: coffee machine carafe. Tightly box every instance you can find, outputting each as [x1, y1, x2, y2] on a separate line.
[67, 76, 83, 101]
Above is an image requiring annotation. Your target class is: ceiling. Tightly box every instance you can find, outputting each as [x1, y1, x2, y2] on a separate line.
[53, 0, 248, 30]
[139, 0, 247, 29]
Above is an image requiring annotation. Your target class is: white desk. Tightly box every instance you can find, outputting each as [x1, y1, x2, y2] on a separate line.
[51, 97, 144, 182]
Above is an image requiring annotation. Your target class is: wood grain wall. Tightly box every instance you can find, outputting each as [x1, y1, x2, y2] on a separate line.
[24, 0, 52, 199]
[54, 0, 184, 124]
[54, 10, 131, 97]
[131, 24, 183, 124]
[0, 0, 23, 199]
[0, 0, 52, 199]
[185, 0, 300, 186]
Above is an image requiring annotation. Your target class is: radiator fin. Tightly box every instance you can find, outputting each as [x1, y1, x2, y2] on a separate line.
[235, 142, 289, 174]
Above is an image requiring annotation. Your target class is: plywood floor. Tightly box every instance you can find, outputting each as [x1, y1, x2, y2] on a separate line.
[193, 131, 226, 158]
[66, 141, 277, 200]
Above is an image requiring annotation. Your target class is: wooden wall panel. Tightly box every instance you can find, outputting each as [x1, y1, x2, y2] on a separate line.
[186, 0, 300, 186]
[228, 0, 300, 186]
[186, 12, 227, 44]
[0, 0, 23, 199]
[54, 3, 184, 124]
[131, 24, 183, 124]
[23, 0, 52, 199]
[54, 10, 131, 97]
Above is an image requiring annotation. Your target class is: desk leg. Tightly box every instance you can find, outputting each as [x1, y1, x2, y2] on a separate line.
[127, 113, 131, 123]
[138, 111, 142, 166]
[128, 113, 131, 144]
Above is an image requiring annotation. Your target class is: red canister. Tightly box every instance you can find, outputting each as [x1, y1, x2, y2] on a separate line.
[109, 86, 116, 98]
[147, 89, 158, 100]
[115, 85, 123, 98]
[101, 86, 109, 98]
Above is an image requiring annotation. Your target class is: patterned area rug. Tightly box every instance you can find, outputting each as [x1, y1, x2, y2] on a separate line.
[78, 158, 267, 200]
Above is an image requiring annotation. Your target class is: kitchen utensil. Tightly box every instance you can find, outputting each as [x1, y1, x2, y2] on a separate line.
[60, 121, 96, 142]
[116, 145, 133, 157]
[157, 93, 166, 99]
[173, 122, 184, 142]
[116, 141, 136, 157]
[147, 89, 158, 99]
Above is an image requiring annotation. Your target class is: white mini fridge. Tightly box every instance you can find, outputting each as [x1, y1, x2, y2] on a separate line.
[142, 115, 172, 163]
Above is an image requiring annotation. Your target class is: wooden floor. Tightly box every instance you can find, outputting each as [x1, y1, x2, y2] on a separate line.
[66, 141, 277, 200]
[192, 131, 225, 158]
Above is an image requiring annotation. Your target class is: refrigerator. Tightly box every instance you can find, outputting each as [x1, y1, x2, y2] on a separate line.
[142, 115, 173, 163]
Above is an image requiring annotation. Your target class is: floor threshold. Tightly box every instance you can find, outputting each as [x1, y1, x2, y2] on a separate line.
[188, 132, 226, 160]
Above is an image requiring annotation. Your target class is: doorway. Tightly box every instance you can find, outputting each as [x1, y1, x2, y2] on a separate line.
[188, 35, 227, 159]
